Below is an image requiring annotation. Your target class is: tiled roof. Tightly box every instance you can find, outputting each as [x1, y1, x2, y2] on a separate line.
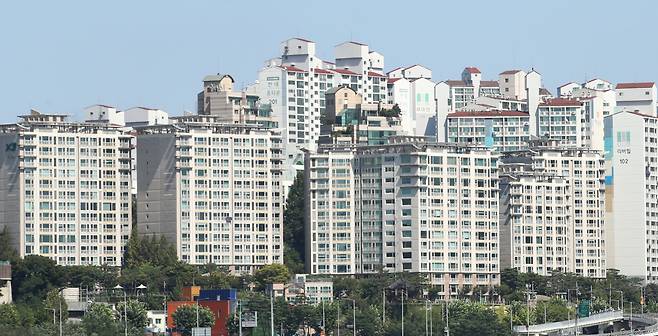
[464, 67, 481, 74]
[367, 71, 386, 77]
[616, 82, 655, 89]
[448, 110, 530, 118]
[281, 65, 307, 73]
[387, 78, 402, 84]
[312, 68, 333, 74]
[333, 68, 359, 75]
[499, 70, 523, 75]
[539, 98, 582, 107]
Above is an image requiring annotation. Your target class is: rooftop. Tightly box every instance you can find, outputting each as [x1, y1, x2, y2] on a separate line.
[448, 110, 529, 118]
[616, 82, 655, 89]
[539, 98, 582, 107]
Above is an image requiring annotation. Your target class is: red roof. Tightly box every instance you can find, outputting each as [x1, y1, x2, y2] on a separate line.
[387, 78, 403, 84]
[333, 68, 359, 75]
[367, 71, 386, 77]
[539, 98, 582, 107]
[499, 70, 523, 75]
[464, 67, 481, 74]
[448, 110, 529, 118]
[312, 68, 333, 74]
[616, 82, 655, 89]
[280, 65, 307, 73]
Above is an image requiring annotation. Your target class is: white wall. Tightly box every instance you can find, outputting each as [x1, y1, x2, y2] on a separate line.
[606, 112, 648, 278]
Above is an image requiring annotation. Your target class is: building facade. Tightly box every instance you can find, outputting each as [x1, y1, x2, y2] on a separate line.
[136, 116, 284, 273]
[604, 111, 658, 282]
[446, 111, 530, 152]
[500, 139, 607, 278]
[306, 138, 501, 296]
[0, 112, 133, 266]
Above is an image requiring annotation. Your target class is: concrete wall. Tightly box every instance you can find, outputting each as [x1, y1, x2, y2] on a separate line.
[0, 134, 20, 256]
[136, 134, 179, 253]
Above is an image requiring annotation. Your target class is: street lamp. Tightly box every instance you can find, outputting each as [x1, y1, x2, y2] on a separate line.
[114, 285, 128, 336]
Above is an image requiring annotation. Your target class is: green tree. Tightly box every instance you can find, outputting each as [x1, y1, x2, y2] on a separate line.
[0, 228, 18, 263]
[12, 255, 65, 305]
[283, 171, 305, 272]
[254, 264, 290, 290]
[82, 303, 119, 336]
[44, 288, 68, 324]
[172, 304, 214, 336]
[116, 299, 148, 335]
[0, 303, 20, 326]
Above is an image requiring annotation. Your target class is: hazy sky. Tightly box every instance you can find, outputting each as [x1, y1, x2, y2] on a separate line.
[1, 0, 656, 122]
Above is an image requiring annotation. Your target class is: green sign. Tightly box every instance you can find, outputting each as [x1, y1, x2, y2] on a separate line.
[577, 300, 590, 318]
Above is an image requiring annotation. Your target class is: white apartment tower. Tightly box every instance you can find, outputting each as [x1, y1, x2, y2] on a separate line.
[604, 111, 658, 282]
[306, 138, 501, 296]
[0, 112, 133, 266]
[499, 169, 571, 275]
[136, 116, 284, 273]
[500, 139, 607, 278]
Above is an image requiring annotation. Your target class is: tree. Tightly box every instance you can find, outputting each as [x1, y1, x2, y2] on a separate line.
[254, 264, 290, 289]
[283, 171, 305, 272]
[12, 255, 64, 305]
[0, 228, 18, 263]
[172, 304, 214, 336]
[82, 303, 119, 336]
[44, 288, 68, 324]
[0, 303, 19, 326]
[116, 299, 148, 335]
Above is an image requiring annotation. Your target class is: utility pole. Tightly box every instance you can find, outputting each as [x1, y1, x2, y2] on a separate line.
[382, 289, 386, 325]
[352, 299, 356, 336]
[445, 301, 450, 336]
[270, 292, 275, 336]
[425, 301, 429, 336]
[429, 301, 433, 336]
[322, 299, 326, 333]
[337, 301, 341, 336]
[238, 300, 243, 336]
[401, 289, 405, 336]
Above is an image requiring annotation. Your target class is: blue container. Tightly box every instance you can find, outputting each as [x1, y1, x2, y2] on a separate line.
[198, 288, 237, 301]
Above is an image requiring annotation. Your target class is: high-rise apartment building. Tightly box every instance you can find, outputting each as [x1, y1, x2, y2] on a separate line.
[499, 169, 571, 275]
[0, 112, 133, 266]
[136, 116, 284, 273]
[499, 139, 607, 278]
[305, 138, 501, 296]
[446, 111, 531, 152]
[604, 111, 658, 282]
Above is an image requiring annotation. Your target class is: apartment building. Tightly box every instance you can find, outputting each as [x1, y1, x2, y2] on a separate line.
[446, 111, 531, 152]
[604, 111, 658, 282]
[499, 169, 571, 275]
[197, 74, 277, 128]
[0, 111, 133, 266]
[500, 139, 607, 278]
[320, 85, 403, 146]
[136, 116, 284, 273]
[387, 65, 437, 136]
[306, 138, 501, 296]
[615, 82, 657, 116]
[537, 98, 585, 147]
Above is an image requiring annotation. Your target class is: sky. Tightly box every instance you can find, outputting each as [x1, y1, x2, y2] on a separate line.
[1, 0, 657, 122]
